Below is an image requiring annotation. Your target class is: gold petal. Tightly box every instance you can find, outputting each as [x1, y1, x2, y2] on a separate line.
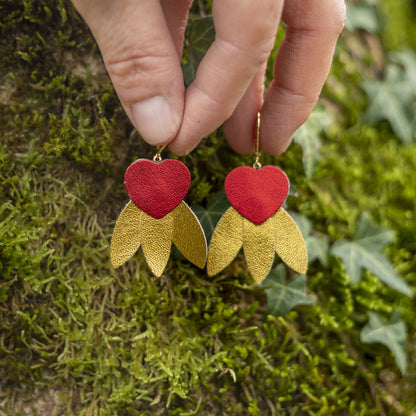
[110, 201, 142, 269]
[207, 207, 243, 276]
[243, 216, 275, 284]
[171, 202, 207, 269]
[140, 211, 173, 277]
[273, 208, 308, 274]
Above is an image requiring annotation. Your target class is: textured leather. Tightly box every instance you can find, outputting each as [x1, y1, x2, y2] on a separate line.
[207, 207, 243, 276]
[110, 201, 207, 274]
[207, 207, 308, 283]
[243, 216, 276, 283]
[172, 202, 207, 269]
[140, 210, 173, 277]
[110, 201, 141, 268]
[225, 166, 289, 224]
[274, 208, 308, 275]
[124, 159, 190, 219]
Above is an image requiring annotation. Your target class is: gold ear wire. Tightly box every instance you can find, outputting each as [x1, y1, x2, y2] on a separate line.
[253, 112, 262, 169]
[153, 145, 167, 162]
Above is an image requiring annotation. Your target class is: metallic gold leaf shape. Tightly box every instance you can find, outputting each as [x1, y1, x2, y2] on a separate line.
[171, 201, 207, 269]
[243, 216, 276, 284]
[273, 208, 308, 274]
[207, 207, 243, 276]
[110, 201, 142, 269]
[140, 211, 173, 277]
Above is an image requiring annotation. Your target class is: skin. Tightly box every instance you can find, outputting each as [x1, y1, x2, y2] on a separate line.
[70, 0, 346, 156]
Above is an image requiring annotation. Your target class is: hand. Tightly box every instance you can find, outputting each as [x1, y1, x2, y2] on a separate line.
[70, 0, 346, 155]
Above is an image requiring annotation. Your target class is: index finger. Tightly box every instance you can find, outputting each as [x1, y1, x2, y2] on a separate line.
[168, 0, 283, 155]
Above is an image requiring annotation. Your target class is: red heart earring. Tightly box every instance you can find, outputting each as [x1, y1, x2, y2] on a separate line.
[207, 113, 308, 283]
[110, 146, 207, 276]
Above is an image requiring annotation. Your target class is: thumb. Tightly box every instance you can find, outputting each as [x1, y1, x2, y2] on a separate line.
[71, 0, 185, 145]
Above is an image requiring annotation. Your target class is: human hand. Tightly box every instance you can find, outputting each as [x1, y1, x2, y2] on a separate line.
[70, 0, 346, 155]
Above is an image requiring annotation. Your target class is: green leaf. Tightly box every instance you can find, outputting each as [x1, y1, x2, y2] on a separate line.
[192, 192, 230, 243]
[291, 213, 329, 267]
[360, 311, 408, 375]
[345, 3, 379, 33]
[293, 106, 330, 179]
[331, 215, 413, 297]
[363, 62, 416, 144]
[389, 49, 416, 91]
[261, 265, 315, 316]
[182, 16, 215, 87]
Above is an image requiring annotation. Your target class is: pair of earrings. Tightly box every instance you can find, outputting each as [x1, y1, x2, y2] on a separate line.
[110, 114, 307, 284]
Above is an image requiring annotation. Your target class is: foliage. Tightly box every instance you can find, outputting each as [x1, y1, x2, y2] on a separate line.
[1, 0, 416, 415]
[293, 105, 330, 179]
[192, 191, 230, 243]
[261, 265, 315, 316]
[331, 214, 413, 297]
[379, 0, 416, 50]
[345, 1, 379, 33]
[362, 49, 416, 144]
[291, 212, 330, 267]
[182, 16, 215, 87]
[361, 311, 408, 375]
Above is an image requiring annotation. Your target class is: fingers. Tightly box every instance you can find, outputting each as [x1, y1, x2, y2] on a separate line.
[72, 0, 345, 156]
[260, 0, 346, 155]
[169, 0, 283, 155]
[222, 63, 267, 154]
[71, 0, 188, 145]
[160, 0, 193, 57]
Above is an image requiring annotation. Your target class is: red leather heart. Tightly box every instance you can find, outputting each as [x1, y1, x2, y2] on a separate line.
[225, 166, 289, 224]
[124, 159, 190, 219]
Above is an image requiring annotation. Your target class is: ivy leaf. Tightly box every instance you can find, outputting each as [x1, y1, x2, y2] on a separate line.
[293, 106, 330, 179]
[291, 213, 329, 267]
[192, 192, 230, 243]
[360, 311, 408, 375]
[182, 16, 215, 86]
[389, 49, 416, 90]
[345, 3, 379, 33]
[330, 215, 413, 297]
[363, 63, 416, 144]
[261, 265, 315, 316]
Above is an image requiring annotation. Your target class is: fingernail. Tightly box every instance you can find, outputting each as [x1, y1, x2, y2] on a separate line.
[131, 96, 180, 145]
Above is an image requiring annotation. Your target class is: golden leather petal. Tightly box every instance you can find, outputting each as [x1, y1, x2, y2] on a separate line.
[273, 208, 308, 274]
[207, 207, 243, 276]
[140, 211, 173, 277]
[171, 201, 207, 269]
[243, 216, 275, 284]
[110, 201, 142, 269]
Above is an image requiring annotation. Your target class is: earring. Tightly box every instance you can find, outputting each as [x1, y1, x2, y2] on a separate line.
[110, 146, 207, 276]
[207, 113, 308, 283]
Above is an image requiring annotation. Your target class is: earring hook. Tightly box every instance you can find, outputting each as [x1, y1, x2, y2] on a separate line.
[253, 112, 262, 169]
[153, 145, 167, 162]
